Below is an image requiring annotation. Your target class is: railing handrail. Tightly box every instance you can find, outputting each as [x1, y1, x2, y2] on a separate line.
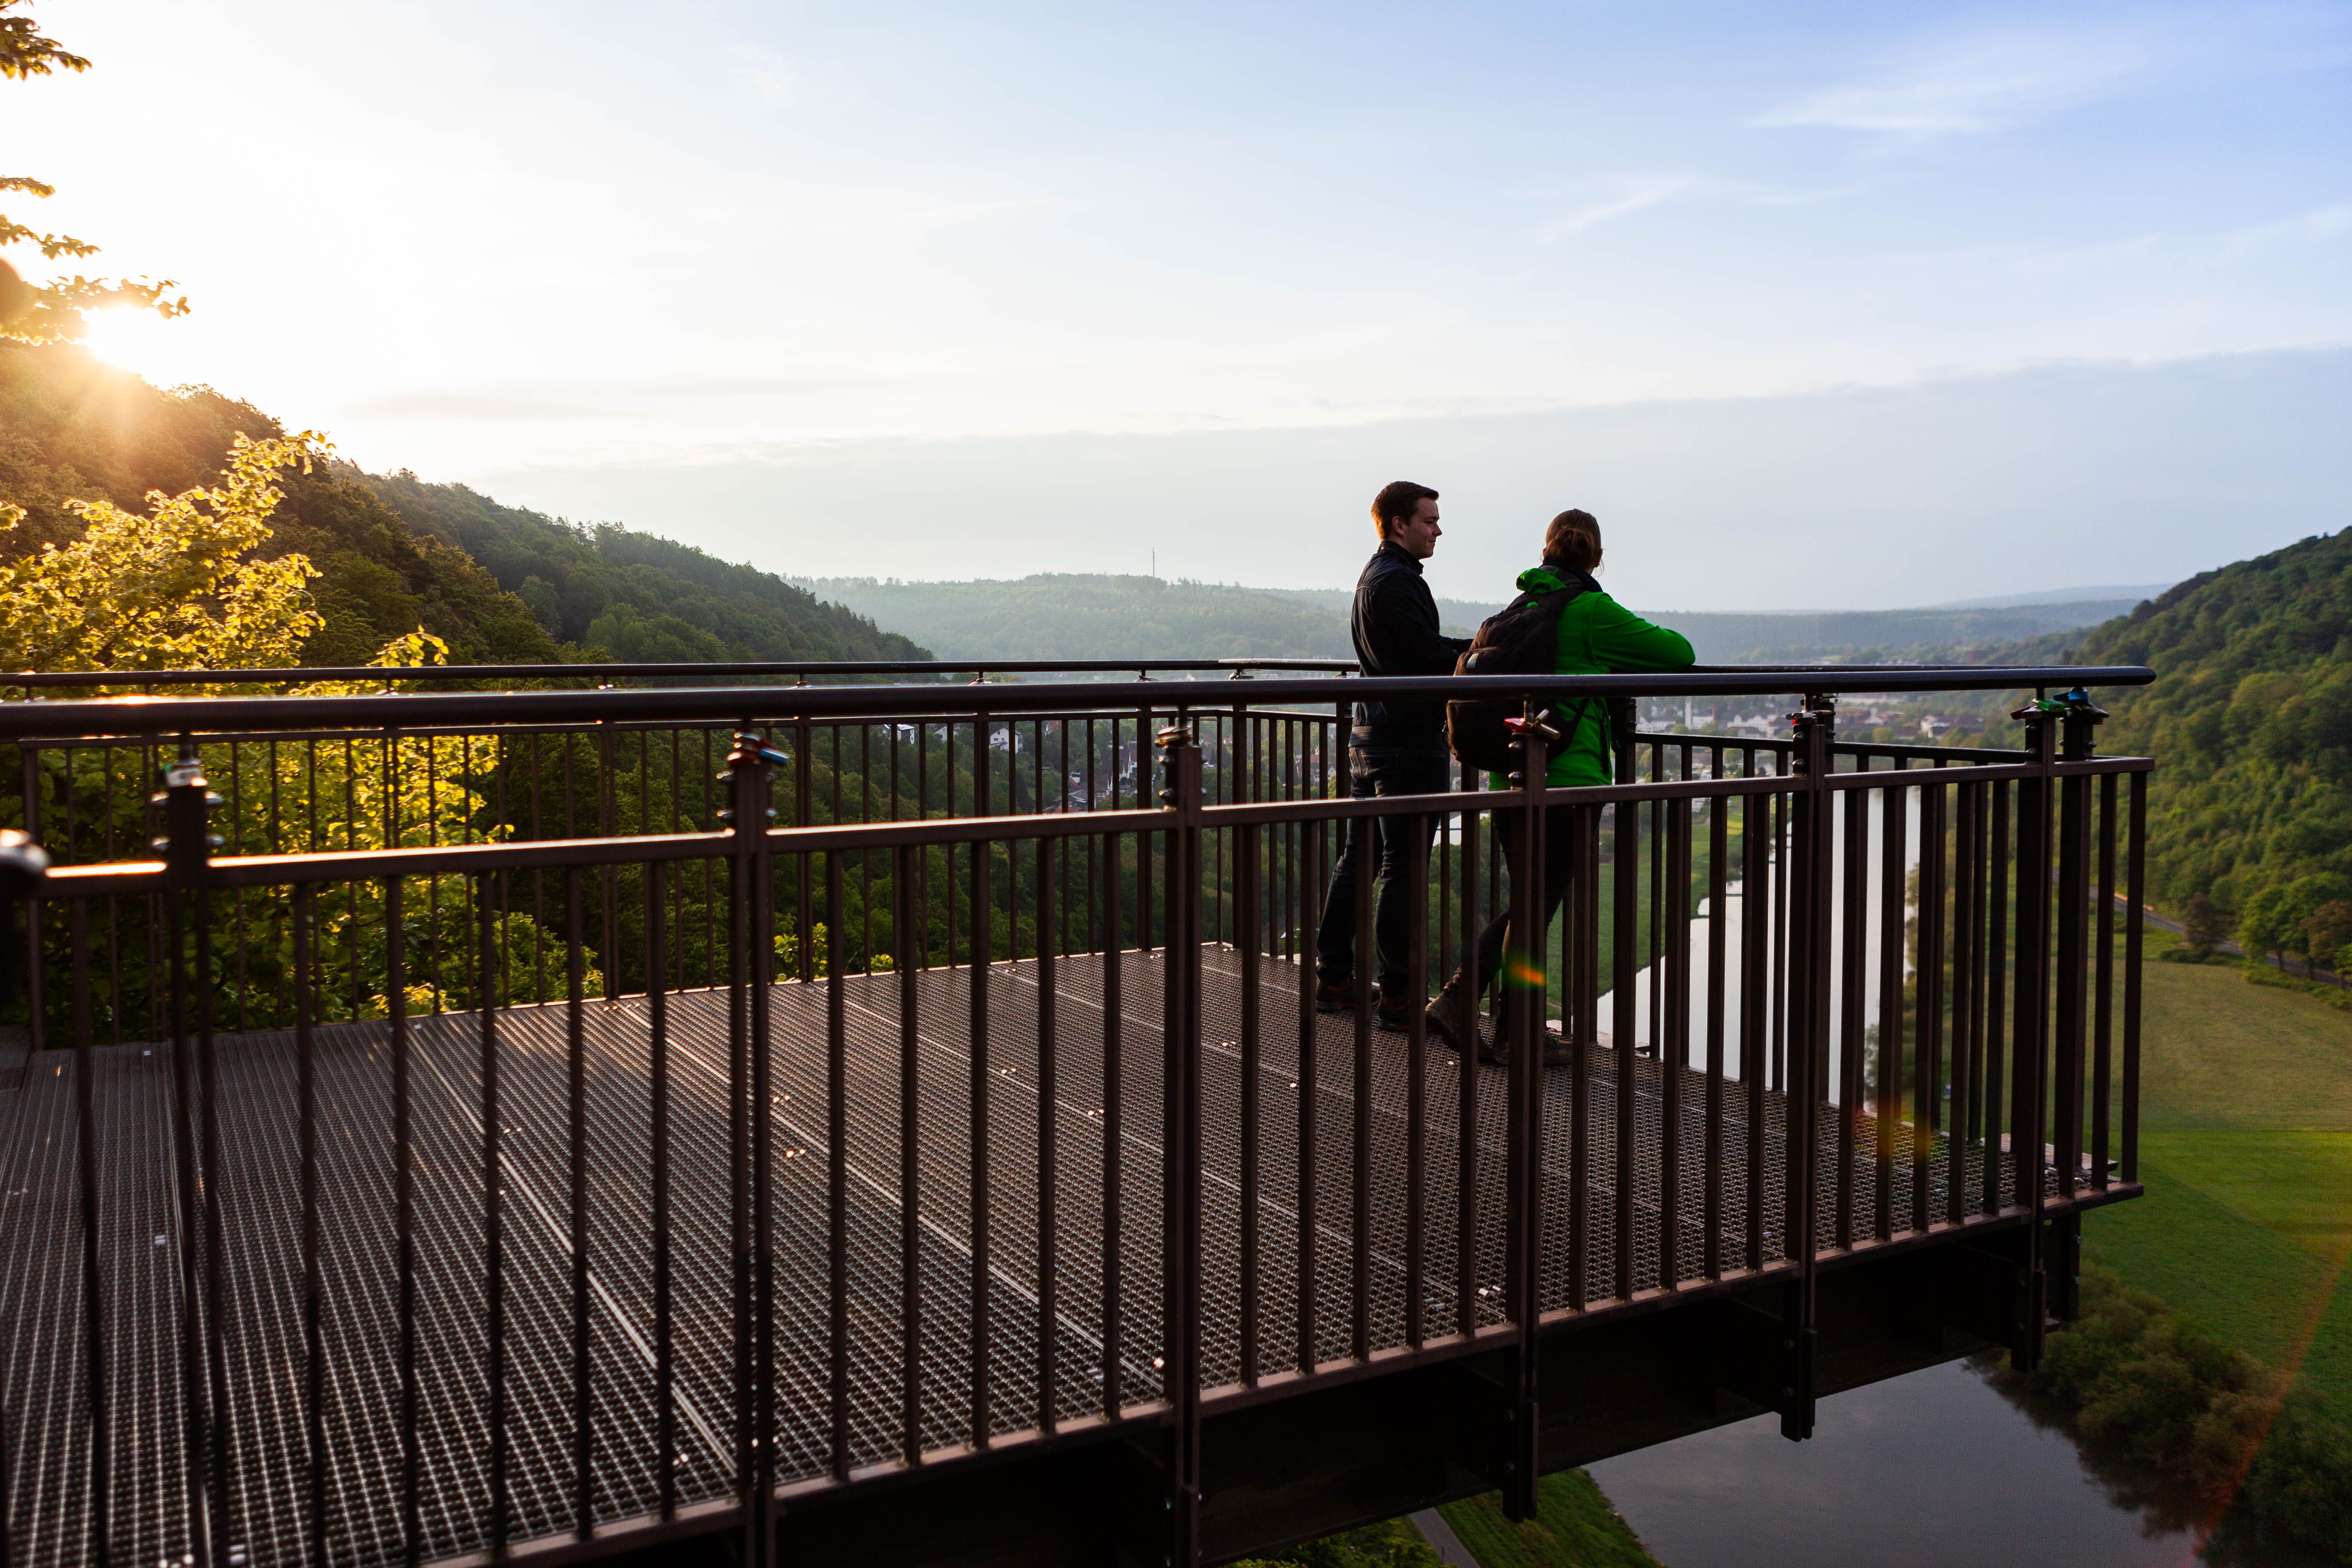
[0, 664, 2154, 739]
[2, 656, 1361, 692]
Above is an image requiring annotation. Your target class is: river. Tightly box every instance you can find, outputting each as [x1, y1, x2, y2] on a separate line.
[1586, 1355, 2325, 1567]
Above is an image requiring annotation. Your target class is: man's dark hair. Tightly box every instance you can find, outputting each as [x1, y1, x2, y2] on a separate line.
[1370, 480, 1438, 540]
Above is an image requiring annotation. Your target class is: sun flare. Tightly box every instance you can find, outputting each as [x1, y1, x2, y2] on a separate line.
[77, 307, 185, 383]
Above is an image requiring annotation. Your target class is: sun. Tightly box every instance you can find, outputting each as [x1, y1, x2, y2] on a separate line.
[78, 306, 189, 383]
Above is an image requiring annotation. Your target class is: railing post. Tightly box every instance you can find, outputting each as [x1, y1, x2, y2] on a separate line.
[17, 742, 41, 1054]
[157, 737, 224, 1568]
[1502, 698, 1548, 1521]
[2051, 690, 2105, 1323]
[719, 727, 782, 1568]
[1780, 694, 1834, 1441]
[2008, 700, 2058, 1372]
[1155, 724, 1205, 1568]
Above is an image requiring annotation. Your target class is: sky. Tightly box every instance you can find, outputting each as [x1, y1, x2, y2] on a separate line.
[8, 0, 2348, 608]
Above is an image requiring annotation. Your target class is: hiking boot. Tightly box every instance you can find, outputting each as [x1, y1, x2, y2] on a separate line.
[1375, 989, 1414, 1033]
[1424, 971, 1482, 1055]
[1480, 1003, 1575, 1067]
[1313, 979, 1354, 1014]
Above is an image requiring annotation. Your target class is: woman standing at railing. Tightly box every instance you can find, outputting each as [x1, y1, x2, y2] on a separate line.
[1426, 508, 1695, 1064]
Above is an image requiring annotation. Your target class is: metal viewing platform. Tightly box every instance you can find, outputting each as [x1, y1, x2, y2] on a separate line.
[1, 659, 2152, 1567]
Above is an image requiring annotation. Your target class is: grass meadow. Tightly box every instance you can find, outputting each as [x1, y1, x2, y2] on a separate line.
[2084, 928, 2352, 1409]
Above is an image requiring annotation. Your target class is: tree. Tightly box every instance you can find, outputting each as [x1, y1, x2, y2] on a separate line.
[0, 0, 188, 343]
[2239, 886, 2296, 972]
[2181, 893, 2228, 959]
[2305, 900, 2352, 987]
[0, 431, 327, 672]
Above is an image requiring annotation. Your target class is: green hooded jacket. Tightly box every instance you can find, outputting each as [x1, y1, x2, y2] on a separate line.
[1487, 563, 1696, 789]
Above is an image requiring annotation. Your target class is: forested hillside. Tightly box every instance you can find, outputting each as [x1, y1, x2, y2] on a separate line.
[0, 343, 560, 665]
[367, 473, 929, 665]
[2072, 529, 2352, 935]
[0, 341, 927, 669]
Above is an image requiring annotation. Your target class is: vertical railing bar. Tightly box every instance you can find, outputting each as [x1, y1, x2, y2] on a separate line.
[969, 714, 994, 1450]
[1455, 798, 1480, 1335]
[1874, 769, 1905, 1243]
[1946, 779, 1975, 1228]
[1660, 768, 1689, 1291]
[1404, 807, 1429, 1348]
[1834, 767, 1866, 1249]
[2093, 772, 2116, 1190]
[1704, 749, 1727, 1283]
[646, 859, 675, 1517]
[165, 745, 214, 1568]
[1913, 776, 1945, 1235]
[1570, 802, 1598, 1314]
[2122, 772, 2143, 1185]
[71, 893, 112, 1568]
[1982, 780, 2012, 1218]
[1612, 793, 1637, 1303]
[387, 870, 420, 1564]
[895, 841, 924, 1462]
[1741, 754, 1769, 1272]
[826, 851, 850, 1478]
[1100, 828, 1124, 1418]
[565, 866, 593, 1539]
[1036, 831, 1060, 1433]
[478, 874, 509, 1552]
[1238, 814, 1262, 1383]
[194, 824, 232, 1561]
[1297, 804, 1320, 1374]
[1350, 793, 1373, 1363]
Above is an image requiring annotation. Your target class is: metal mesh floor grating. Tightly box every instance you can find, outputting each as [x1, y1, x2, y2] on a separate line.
[1, 945, 2028, 1568]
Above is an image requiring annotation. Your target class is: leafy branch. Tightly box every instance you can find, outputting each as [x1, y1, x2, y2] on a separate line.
[0, 0, 189, 344]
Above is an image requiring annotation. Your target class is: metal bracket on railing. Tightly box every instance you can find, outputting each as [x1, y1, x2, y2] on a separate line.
[0, 826, 50, 1014]
[152, 741, 223, 886]
[1502, 707, 1563, 785]
[715, 731, 784, 827]
[1156, 724, 1201, 814]
[1785, 691, 1835, 755]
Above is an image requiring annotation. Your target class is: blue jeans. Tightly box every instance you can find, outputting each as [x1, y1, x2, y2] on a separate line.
[1315, 748, 1453, 995]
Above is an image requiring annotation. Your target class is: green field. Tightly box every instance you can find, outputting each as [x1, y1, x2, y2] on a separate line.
[1436, 1472, 1663, 1568]
[2083, 928, 2352, 1410]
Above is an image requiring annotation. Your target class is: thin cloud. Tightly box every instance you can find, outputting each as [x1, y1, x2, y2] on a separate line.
[1755, 25, 2160, 135]
[724, 42, 795, 106]
[1539, 176, 1708, 240]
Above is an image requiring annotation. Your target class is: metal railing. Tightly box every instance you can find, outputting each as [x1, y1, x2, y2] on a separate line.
[0, 660, 2153, 1568]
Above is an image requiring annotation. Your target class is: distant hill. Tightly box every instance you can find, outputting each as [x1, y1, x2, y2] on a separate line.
[797, 573, 2148, 667]
[1648, 600, 2151, 664]
[798, 575, 1380, 664]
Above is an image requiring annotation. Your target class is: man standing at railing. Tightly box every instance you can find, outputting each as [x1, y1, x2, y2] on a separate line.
[1314, 480, 1471, 1029]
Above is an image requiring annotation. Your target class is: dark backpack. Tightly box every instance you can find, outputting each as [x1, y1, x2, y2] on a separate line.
[1445, 585, 1640, 780]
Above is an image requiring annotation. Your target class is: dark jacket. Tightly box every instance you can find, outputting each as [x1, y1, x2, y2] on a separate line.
[1348, 541, 1470, 749]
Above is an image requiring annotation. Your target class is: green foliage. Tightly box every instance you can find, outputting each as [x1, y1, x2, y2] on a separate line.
[2071, 530, 2352, 918]
[1435, 1472, 1663, 1568]
[2183, 891, 2229, 956]
[370, 473, 929, 665]
[1229, 1516, 1442, 1568]
[2238, 875, 2352, 972]
[2241, 960, 2352, 1011]
[0, 430, 324, 671]
[0, 345, 563, 665]
[1999, 1259, 2352, 1560]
